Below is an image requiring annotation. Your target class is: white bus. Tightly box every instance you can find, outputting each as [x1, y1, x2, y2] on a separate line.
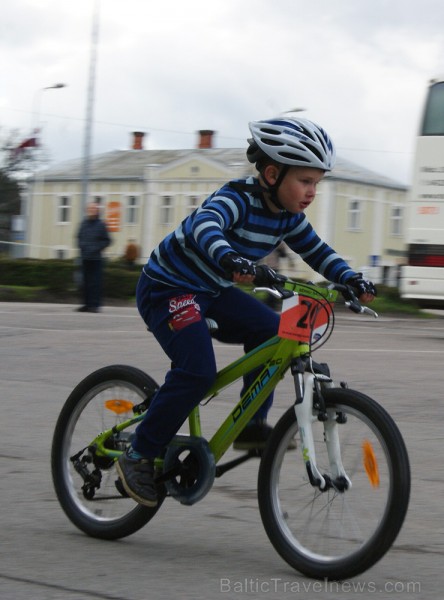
[400, 75, 444, 307]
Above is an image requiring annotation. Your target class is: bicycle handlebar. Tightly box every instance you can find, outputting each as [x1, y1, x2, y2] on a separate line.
[328, 282, 378, 318]
[253, 273, 378, 319]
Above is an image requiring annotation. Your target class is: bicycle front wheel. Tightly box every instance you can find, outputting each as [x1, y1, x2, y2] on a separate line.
[258, 388, 410, 580]
[51, 364, 164, 540]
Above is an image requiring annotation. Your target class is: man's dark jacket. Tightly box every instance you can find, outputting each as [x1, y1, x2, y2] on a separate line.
[77, 217, 111, 260]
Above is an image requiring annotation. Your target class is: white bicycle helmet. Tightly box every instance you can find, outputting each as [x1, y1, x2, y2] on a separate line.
[247, 117, 336, 171]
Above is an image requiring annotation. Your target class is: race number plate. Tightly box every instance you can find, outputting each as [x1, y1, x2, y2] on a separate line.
[278, 293, 333, 344]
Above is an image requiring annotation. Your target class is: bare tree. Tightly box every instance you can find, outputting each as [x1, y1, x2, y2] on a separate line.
[1, 128, 40, 174]
[0, 128, 34, 249]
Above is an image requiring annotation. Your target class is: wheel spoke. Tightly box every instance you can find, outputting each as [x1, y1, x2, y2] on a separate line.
[51, 366, 163, 539]
[258, 388, 410, 579]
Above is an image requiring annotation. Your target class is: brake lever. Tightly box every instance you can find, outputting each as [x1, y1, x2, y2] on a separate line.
[330, 283, 379, 319]
[362, 306, 378, 318]
[345, 300, 378, 318]
[253, 286, 293, 299]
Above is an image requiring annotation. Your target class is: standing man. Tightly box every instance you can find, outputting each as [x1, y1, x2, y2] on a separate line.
[76, 202, 111, 313]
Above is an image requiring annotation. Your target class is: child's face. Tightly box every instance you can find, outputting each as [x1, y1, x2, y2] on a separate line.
[265, 166, 325, 214]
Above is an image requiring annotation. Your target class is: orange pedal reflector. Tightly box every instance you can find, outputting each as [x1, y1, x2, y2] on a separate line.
[362, 439, 380, 488]
[104, 399, 134, 415]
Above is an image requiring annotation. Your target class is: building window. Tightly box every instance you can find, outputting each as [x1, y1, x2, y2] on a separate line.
[390, 206, 403, 236]
[187, 195, 200, 215]
[347, 200, 362, 231]
[160, 196, 173, 225]
[54, 247, 68, 259]
[126, 196, 139, 224]
[58, 196, 71, 223]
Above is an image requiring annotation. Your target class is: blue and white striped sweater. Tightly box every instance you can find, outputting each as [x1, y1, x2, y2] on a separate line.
[145, 177, 355, 293]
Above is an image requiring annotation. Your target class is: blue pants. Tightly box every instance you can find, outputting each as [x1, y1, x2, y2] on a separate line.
[132, 275, 280, 458]
[81, 258, 103, 309]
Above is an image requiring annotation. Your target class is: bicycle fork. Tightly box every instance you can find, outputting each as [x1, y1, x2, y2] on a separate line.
[291, 359, 352, 492]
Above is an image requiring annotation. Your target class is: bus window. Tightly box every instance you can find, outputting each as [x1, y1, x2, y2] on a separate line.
[421, 80, 444, 136]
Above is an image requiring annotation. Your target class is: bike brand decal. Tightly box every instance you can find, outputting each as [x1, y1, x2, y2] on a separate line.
[231, 362, 281, 423]
[168, 294, 202, 331]
[298, 426, 311, 463]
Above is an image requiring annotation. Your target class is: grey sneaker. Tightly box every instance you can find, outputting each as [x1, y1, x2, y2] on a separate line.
[233, 421, 296, 451]
[116, 450, 158, 507]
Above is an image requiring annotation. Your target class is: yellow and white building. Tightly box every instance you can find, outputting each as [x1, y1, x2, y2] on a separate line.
[25, 131, 407, 284]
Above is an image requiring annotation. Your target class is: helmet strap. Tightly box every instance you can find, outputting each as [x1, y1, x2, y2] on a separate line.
[260, 165, 289, 211]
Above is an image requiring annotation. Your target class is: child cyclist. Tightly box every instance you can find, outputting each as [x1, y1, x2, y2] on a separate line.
[116, 116, 377, 507]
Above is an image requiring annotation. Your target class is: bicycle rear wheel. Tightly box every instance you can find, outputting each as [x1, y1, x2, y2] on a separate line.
[51, 364, 165, 540]
[258, 388, 410, 580]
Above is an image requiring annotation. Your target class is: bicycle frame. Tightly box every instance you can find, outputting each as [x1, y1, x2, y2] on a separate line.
[91, 281, 347, 490]
[91, 335, 305, 462]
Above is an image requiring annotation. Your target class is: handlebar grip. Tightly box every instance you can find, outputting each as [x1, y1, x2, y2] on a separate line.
[253, 265, 287, 288]
[346, 300, 363, 314]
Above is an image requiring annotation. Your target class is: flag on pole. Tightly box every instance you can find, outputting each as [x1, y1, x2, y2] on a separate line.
[8, 129, 40, 167]
[13, 131, 39, 157]
[17, 137, 38, 150]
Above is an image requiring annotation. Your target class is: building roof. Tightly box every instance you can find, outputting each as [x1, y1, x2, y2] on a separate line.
[38, 148, 248, 181]
[327, 156, 407, 190]
[38, 147, 408, 191]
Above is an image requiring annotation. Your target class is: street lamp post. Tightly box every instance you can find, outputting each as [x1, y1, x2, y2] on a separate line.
[25, 83, 67, 258]
[81, 0, 100, 217]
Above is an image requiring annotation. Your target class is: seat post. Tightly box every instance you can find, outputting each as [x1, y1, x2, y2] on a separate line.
[188, 406, 202, 437]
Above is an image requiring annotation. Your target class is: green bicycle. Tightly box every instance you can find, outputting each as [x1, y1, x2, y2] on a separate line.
[51, 277, 410, 580]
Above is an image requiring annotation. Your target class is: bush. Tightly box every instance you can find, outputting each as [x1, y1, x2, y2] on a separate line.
[0, 258, 140, 300]
[104, 266, 139, 299]
[0, 258, 74, 291]
[370, 284, 421, 315]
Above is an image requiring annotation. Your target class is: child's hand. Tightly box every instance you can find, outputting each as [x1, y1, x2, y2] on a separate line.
[220, 253, 256, 282]
[346, 274, 377, 303]
[232, 272, 256, 284]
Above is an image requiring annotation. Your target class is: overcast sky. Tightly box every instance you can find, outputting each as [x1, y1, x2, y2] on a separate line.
[2, 0, 444, 184]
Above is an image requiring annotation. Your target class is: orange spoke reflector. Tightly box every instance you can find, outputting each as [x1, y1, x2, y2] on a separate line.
[362, 440, 380, 488]
[104, 399, 134, 415]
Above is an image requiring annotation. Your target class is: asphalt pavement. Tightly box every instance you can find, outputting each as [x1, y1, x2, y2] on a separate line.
[1, 301, 443, 599]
